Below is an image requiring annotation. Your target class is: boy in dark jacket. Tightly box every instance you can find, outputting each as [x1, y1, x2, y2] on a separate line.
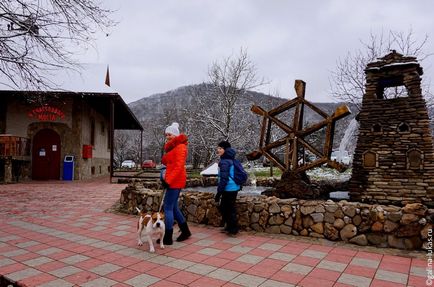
[215, 141, 240, 235]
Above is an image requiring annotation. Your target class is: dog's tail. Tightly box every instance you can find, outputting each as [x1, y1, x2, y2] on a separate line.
[135, 207, 141, 213]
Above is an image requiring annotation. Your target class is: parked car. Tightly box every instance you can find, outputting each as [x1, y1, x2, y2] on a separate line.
[121, 160, 136, 169]
[142, 160, 157, 169]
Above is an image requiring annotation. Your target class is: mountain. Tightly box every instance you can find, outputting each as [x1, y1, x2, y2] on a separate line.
[127, 84, 358, 152]
[128, 84, 356, 128]
[125, 84, 434, 167]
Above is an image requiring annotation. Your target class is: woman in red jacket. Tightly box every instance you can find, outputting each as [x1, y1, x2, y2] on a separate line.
[160, 122, 191, 245]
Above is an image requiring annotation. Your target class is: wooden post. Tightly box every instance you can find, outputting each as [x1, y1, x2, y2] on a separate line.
[140, 130, 143, 169]
[109, 98, 114, 183]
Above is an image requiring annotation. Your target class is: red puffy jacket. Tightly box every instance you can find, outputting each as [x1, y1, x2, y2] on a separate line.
[162, 134, 188, 188]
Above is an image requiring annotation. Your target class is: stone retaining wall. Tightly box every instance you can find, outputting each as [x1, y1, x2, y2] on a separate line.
[120, 182, 433, 250]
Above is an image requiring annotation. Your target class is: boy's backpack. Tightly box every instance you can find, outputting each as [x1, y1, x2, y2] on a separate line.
[230, 159, 248, 186]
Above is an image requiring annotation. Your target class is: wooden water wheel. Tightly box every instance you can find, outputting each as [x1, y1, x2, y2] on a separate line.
[247, 80, 351, 198]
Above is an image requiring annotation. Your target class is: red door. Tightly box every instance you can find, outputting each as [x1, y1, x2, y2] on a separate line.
[32, 129, 61, 180]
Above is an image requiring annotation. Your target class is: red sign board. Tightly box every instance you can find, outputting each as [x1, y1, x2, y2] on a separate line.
[28, 106, 65, 121]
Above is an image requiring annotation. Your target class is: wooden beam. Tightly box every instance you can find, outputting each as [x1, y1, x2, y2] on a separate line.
[294, 80, 306, 98]
[251, 105, 266, 116]
[302, 98, 328, 118]
[259, 113, 268, 148]
[263, 150, 286, 171]
[269, 116, 293, 135]
[109, 98, 114, 183]
[268, 97, 300, 116]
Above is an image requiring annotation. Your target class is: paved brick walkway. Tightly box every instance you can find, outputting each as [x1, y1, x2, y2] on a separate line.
[0, 178, 428, 287]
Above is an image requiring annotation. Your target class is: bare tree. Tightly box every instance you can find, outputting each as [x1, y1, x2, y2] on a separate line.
[113, 131, 130, 168]
[189, 48, 266, 164]
[0, 1, 115, 93]
[329, 29, 433, 111]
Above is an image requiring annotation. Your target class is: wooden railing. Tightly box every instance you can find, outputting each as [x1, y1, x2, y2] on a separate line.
[0, 135, 30, 157]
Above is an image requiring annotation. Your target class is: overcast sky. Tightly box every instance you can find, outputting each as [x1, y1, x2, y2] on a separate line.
[82, 0, 434, 104]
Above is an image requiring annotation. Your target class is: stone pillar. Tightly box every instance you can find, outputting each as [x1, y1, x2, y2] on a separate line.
[349, 51, 434, 207]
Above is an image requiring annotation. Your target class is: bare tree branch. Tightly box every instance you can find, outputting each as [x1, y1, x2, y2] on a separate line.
[329, 29, 433, 111]
[0, 0, 116, 94]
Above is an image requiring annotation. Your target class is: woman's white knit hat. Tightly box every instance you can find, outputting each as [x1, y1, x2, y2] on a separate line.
[165, 122, 180, 136]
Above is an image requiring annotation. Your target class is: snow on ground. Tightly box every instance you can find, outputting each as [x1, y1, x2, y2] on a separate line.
[306, 167, 352, 182]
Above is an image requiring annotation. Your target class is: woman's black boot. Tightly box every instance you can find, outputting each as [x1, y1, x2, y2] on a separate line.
[162, 228, 173, 245]
[176, 222, 191, 242]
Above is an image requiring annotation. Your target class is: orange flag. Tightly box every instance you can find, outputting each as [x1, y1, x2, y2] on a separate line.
[105, 65, 110, 87]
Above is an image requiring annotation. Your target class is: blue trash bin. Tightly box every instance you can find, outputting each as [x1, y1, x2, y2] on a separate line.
[63, 155, 74, 180]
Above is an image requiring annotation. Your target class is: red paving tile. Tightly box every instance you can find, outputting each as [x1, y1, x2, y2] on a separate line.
[183, 252, 209, 263]
[215, 250, 242, 260]
[147, 265, 180, 279]
[309, 244, 334, 253]
[299, 276, 336, 287]
[37, 260, 67, 272]
[309, 268, 341, 281]
[64, 270, 99, 285]
[112, 255, 142, 267]
[271, 270, 305, 284]
[223, 261, 253, 272]
[0, 180, 426, 287]
[355, 251, 383, 261]
[201, 256, 231, 267]
[189, 277, 226, 287]
[0, 262, 28, 275]
[378, 260, 410, 273]
[408, 274, 428, 286]
[411, 257, 427, 267]
[127, 260, 160, 272]
[150, 280, 185, 287]
[165, 249, 191, 258]
[333, 283, 354, 287]
[370, 278, 407, 287]
[75, 258, 107, 270]
[343, 265, 376, 278]
[330, 247, 358, 257]
[292, 255, 321, 266]
[19, 272, 58, 286]
[105, 268, 141, 282]
[324, 253, 353, 264]
[245, 265, 280, 278]
[248, 247, 274, 257]
[11, 252, 41, 262]
[166, 270, 202, 285]
[279, 244, 307, 255]
[211, 242, 236, 250]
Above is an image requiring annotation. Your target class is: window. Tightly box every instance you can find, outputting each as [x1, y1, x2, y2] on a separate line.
[372, 124, 382, 133]
[381, 86, 408, 99]
[398, 122, 410, 133]
[101, 122, 105, 134]
[407, 149, 423, 169]
[363, 151, 377, 168]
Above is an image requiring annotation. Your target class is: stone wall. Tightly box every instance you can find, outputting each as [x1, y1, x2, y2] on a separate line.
[120, 182, 433, 250]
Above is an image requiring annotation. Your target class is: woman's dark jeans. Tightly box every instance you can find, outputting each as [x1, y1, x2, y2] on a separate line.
[163, 188, 186, 229]
[219, 191, 239, 234]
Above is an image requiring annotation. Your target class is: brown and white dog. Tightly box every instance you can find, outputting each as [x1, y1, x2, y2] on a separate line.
[136, 207, 165, 253]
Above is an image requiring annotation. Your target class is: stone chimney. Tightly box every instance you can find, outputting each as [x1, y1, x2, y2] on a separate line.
[349, 51, 434, 207]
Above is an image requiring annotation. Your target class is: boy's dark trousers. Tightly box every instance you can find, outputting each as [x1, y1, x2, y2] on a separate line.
[219, 191, 239, 234]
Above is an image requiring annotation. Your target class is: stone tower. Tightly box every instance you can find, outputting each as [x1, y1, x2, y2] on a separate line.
[349, 51, 434, 207]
